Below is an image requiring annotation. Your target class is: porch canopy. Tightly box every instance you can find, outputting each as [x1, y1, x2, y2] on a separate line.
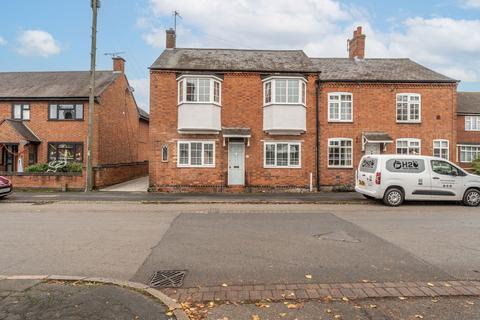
[362, 131, 393, 151]
[222, 127, 251, 146]
[0, 119, 40, 144]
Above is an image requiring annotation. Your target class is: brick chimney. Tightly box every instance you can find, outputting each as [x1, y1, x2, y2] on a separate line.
[348, 26, 366, 59]
[166, 28, 176, 49]
[113, 56, 125, 73]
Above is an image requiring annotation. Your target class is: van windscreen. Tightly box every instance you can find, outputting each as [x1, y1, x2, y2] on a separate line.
[359, 157, 377, 173]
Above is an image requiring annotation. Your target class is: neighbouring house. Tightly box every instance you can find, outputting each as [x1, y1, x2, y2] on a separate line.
[148, 27, 458, 192]
[0, 57, 149, 189]
[457, 92, 480, 169]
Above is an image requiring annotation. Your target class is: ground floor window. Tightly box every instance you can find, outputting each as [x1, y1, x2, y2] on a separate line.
[396, 139, 421, 155]
[48, 142, 83, 162]
[177, 141, 215, 167]
[433, 140, 449, 160]
[459, 145, 480, 163]
[264, 142, 301, 168]
[328, 138, 353, 168]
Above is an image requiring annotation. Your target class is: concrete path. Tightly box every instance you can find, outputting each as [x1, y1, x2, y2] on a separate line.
[100, 176, 149, 192]
[0, 279, 171, 320]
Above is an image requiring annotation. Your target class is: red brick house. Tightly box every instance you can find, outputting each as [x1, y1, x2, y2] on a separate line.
[456, 92, 480, 169]
[0, 57, 149, 188]
[149, 27, 457, 192]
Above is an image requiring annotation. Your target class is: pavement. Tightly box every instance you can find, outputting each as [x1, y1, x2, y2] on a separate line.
[3, 190, 366, 204]
[0, 278, 172, 320]
[100, 176, 149, 192]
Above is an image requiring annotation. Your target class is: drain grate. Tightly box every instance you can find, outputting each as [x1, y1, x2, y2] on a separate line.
[149, 270, 187, 288]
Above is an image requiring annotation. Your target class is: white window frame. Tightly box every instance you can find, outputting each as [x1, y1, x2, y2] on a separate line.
[433, 139, 449, 160]
[328, 92, 353, 122]
[396, 138, 421, 155]
[262, 77, 307, 106]
[12, 104, 30, 120]
[458, 144, 480, 163]
[177, 140, 216, 168]
[327, 138, 353, 168]
[465, 115, 480, 131]
[396, 93, 421, 123]
[177, 75, 222, 106]
[263, 142, 301, 168]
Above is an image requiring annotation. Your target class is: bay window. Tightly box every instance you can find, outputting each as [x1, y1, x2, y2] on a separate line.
[177, 141, 215, 167]
[328, 93, 352, 122]
[264, 142, 301, 168]
[328, 139, 353, 168]
[177, 77, 221, 105]
[263, 77, 306, 105]
[396, 94, 421, 123]
[396, 139, 421, 155]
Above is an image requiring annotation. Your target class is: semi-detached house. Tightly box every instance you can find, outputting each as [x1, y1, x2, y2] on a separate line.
[149, 27, 458, 192]
[457, 92, 480, 167]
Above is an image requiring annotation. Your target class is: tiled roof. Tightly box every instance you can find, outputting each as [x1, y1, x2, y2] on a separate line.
[222, 127, 251, 137]
[457, 92, 480, 114]
[363, 132, 393, 142]
[151, 48, 314, 72]
[311, 58, 456, 83]
[1, 119, 40, 143]
[137, 107, 149, 121]
[0, 71, 120, 100]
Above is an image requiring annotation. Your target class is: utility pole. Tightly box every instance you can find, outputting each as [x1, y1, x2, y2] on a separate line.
[86, 0, 100, 192]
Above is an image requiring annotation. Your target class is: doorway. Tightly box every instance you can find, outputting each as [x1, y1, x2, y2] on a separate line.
[228, 142, 245, 185]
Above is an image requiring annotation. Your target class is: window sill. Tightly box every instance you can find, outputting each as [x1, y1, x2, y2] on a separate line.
[263, 103, 306, 107]
[178, 102, 222, 107]
[177, 165, 216, 168]
[396, 121, 422, 124]
[328, 166, 353, 169]
[47, 119, 84, 122]
[328, 120, 353, 123]
[264, 166, 301, 169]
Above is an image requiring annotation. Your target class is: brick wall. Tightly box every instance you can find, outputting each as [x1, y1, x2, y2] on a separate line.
[93, 161, 148, 188]
[1, 172, 84, 190]
[138, 119, 149, 162]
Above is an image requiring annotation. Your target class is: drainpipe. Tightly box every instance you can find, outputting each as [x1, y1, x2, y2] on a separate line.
[315, 72, 322, 191]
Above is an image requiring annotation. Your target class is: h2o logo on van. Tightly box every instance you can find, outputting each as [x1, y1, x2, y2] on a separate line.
[386, 159, 425, 173]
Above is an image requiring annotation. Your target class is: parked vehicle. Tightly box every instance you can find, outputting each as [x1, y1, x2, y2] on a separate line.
[355, 155, 480, 207]
[0, 176, 12, 199]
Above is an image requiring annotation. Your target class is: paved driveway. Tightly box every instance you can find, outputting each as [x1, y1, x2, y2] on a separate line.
[100, 176, 149, 192]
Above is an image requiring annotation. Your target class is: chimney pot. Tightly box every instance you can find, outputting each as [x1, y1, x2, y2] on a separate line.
[348, 26, 366, 59]
[113, 56, 125, 73]
[166, 28, 176, 49]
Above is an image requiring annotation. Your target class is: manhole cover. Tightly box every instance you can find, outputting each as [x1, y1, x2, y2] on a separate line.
[313, 231, 361, 243]
[149, 270, 187, 288]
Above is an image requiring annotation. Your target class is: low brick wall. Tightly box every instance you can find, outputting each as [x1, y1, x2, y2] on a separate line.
[93, 161, 148, 189]
[1, 172, 84, 191]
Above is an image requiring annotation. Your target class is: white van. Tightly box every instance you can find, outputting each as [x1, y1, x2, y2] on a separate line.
[355, 155, 480, 206]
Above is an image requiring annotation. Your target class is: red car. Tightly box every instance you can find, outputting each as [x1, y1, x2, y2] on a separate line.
[0, 176, 12, 199]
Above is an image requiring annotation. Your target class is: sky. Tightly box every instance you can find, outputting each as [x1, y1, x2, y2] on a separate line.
[1, 0, 480, 112]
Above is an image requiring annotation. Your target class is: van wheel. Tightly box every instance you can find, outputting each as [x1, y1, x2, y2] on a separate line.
[383, 188, 404, 207]
[463, 189, 480, 207]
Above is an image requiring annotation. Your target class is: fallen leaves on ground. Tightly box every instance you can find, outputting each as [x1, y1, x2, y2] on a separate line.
[305, 274, 312, 279]
[221, 283, 228, 287]
[398, 296, 407, 300]
[255, 302, 270, 308]
[251, 315, 260, 320]
[369, 304, 377, 308]
[279, 313, 287, 317]
[414, 315, 424, 319]
[427, 283, 435, 287]
[287, 303, 300, 309]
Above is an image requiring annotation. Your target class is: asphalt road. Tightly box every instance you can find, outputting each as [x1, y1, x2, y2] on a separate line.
[0, 202, 479, 288]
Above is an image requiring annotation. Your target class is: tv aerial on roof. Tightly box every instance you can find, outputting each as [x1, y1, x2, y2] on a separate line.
[104, 52, 126, 58]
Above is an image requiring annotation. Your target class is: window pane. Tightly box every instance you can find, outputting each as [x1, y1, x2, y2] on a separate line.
[48, 144, 57, 161]
[265, 144, 275, 166]
[179, 80, 184, 102]
[49, 105, 58, 119]
[289, 144, 300, 166]
[13, 105, 21, 119]
[276, 143, 288, 166]
[203, 143, 214, 165]
[186, 79, 196, 102]
[179, 143, 189, 165]
[75, 105, 83, 119]
[275, 80, 287, 103]
[340, 100, 351, 120]
[213, 82, 220, 103]
[198, 79, 210, 102]
[190, 142, 202, 165]
[75, 144, 83, 162]
[301, 82, 306, 104]
[23, 105, 30, 120]
[265, 82, 272, 104]
[287, 80, 299, 103]
[162, 145, 168, 161]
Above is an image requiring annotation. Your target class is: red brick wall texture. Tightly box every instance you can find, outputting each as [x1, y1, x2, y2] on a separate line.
[149, 70, 457, 191]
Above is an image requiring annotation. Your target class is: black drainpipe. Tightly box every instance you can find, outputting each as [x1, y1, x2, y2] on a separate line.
[315, 72, 322, 191]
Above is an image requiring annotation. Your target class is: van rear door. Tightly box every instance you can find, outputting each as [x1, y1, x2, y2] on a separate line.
[357, 156, 378, 191]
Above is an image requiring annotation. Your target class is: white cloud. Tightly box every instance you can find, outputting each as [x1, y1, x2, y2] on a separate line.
[129, 78, 150, 111]
[0, 36, 6, 46]
[140, 0, 480, 83]
[462, 0, 480, 8]
[16, 30, 61, 57]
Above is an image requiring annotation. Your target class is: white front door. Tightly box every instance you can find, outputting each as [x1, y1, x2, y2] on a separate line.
[228, 143, 245, 185]
[365, 143, 381, 155]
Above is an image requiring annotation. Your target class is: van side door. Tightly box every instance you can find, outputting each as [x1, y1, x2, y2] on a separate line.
[385, 158, 431, 200]
[430, 160, 465, 200]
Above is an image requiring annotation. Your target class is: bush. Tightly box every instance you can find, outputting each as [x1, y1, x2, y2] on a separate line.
[472, 157, 480, 175]
[25, 162, 83, 173]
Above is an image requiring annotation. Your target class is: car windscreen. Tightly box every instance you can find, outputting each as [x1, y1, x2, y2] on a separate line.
[359, 157, 377, 173]
[386, 159, 425, 173]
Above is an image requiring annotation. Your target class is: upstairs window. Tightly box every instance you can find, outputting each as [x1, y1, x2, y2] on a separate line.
[12, 104, 30, 120]
[396, 94, 421, 123]
[49, 104, 83, 120]
[396, 138, 421, 155]
[465, 116, 480, 131]
[263, 78, 306, 105]
[328, 93, 352, 122]
[177, 77, 221, 105]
